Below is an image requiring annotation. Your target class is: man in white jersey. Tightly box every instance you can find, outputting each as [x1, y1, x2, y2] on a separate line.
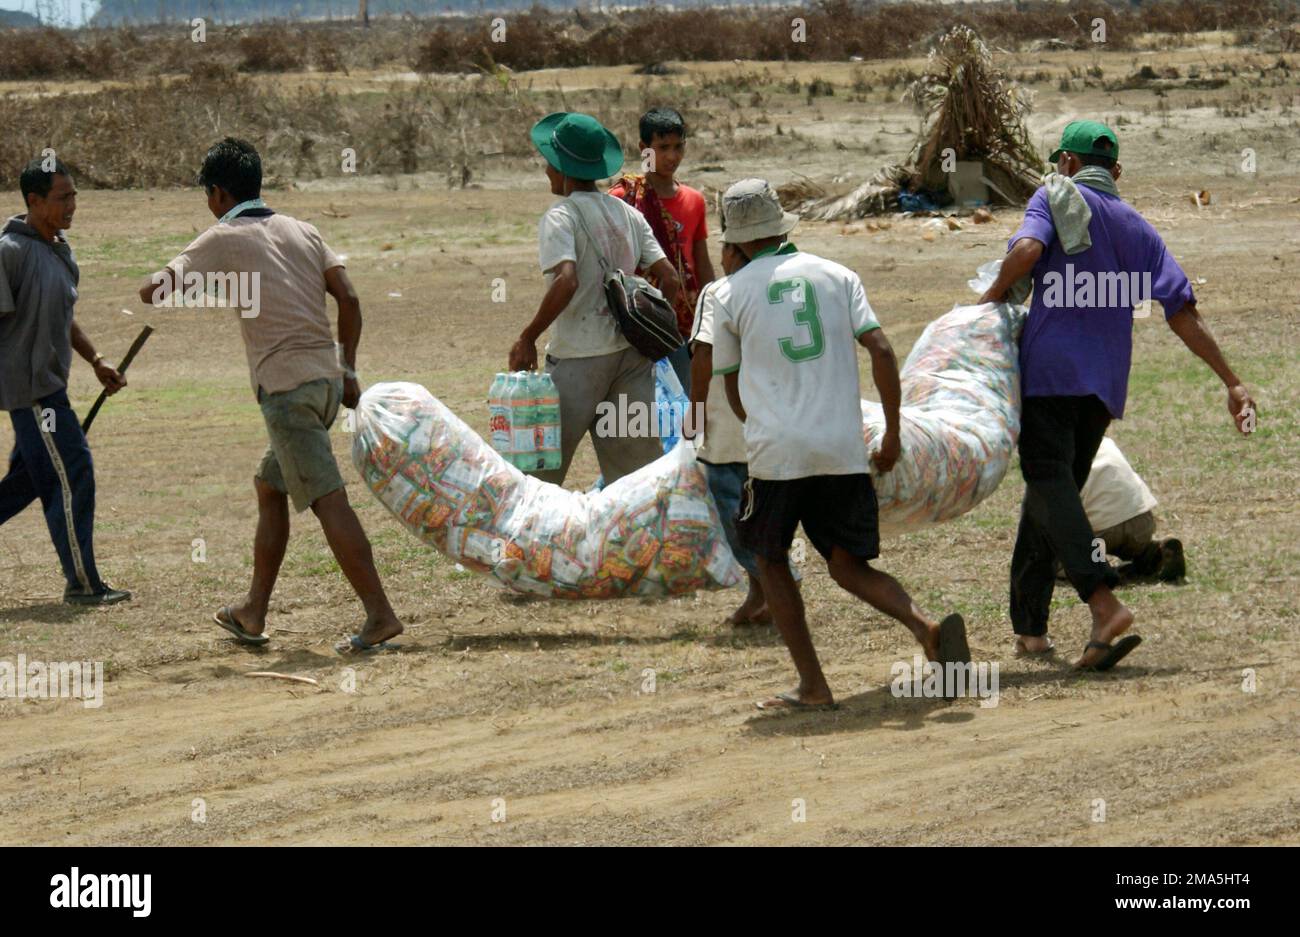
[509, 112, 681, 486]
[709, 179, 969, 711]
[687, 226, 770, 625]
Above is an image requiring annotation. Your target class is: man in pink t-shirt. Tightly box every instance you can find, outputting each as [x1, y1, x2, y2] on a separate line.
[608, 107, 715, 393]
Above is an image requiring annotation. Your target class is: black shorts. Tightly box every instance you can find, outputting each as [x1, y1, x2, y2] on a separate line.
[736, 473, 880, 563]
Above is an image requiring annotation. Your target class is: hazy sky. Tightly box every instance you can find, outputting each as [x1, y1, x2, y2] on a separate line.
[0, 1, 101, 27]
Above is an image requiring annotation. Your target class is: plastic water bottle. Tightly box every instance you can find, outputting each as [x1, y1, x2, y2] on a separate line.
[534, 372, 562, 471]
[488, 372, 510, 458]
[508, 371, 539, 471]
[654, 357, 688, 453]
[502, 372, 520, 468]
[501, 372, 521, 467]
[526, 372, 547, 473]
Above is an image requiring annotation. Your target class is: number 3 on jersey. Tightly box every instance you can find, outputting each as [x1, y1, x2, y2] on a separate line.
[770, 277, 825, 362]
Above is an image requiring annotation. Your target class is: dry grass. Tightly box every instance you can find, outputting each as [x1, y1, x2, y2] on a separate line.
[907, 26, 1045, 202]
[0, 67, 671, 189]
[0, 1, 1297, 83]
[0, 59, 867, 189]
[1, 0, 1294, 193]
[0, 32, 1297, 845]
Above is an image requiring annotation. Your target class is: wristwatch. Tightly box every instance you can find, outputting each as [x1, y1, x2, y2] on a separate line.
[92, 353, 106, 366]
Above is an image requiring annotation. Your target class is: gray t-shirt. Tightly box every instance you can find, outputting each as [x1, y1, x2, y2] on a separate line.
[0, 215, 79, 411]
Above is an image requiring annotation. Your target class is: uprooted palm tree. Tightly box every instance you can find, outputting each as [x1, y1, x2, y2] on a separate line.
[795, 26, 1046, 220]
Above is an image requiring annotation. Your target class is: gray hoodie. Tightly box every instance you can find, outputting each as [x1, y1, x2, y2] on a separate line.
[0, 215, 79, 411]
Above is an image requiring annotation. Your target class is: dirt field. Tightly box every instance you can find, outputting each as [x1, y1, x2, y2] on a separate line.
[1, 46, 1298, 845]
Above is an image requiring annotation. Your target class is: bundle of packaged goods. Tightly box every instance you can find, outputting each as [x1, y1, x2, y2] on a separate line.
[353, 381, 742, 598]
[862, 289, 1027, 536]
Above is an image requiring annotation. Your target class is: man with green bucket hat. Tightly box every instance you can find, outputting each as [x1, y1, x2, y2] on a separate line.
[510, 112, 682, 486]
[979, 119, 1256, 672]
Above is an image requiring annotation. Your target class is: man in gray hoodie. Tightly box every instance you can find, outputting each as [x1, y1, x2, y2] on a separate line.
[0, 158, 131, 605]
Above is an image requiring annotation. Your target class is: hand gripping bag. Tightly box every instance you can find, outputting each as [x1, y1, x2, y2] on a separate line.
[862, 298, 1027, 536]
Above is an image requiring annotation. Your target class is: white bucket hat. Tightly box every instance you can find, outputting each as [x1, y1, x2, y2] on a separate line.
[721, 178, 799, 244]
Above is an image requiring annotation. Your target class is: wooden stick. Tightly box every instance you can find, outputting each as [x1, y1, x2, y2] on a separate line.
[245, 672, 319, 686]
[82, 325, 154, 434]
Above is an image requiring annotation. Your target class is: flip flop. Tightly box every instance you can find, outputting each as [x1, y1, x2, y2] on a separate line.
[937, 613, 972, 665]
[335, 634, 399, 655]
[213, 607, 270, 646]
[755, 691, 839, 712]
[1077, 634, 1143, 672]
[1014, 636, 1056, 658]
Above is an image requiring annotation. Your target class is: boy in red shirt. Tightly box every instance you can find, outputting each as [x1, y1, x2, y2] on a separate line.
[608, 107, 714, 393]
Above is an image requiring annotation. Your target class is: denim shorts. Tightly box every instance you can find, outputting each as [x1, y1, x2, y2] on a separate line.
[703, 460, 759, 578]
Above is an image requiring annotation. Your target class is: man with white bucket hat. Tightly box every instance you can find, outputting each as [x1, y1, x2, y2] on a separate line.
[709, 179, 970, 711]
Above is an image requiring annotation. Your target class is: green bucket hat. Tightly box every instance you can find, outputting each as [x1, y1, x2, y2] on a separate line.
[1050, 120, 1119, 162]
[530, 112, 625, 181]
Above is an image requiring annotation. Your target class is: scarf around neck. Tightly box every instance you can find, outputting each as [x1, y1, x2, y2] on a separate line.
[1003, 167, 1122, 305]
[613, 173, 699, 336]
[1072, 164, 1120, 197]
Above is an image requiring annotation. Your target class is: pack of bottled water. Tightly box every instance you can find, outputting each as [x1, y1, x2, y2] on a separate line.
[487, 371, 561, 473]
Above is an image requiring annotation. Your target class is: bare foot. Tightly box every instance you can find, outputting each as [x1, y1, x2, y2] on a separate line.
[727, 579, 771, 626]
[1074, 606, 1135, 669]
[1015, 635, 1055, 656]
[356, 613, 404, 648]
[727, 603, 773, 627]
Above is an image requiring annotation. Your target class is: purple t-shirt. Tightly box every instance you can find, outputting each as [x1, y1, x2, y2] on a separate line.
[1010, 185, 1195, 418]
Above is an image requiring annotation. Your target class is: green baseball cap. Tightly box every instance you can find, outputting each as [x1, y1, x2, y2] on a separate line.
[1049, 120, 1119, 162]
[530, 112, 624, 181]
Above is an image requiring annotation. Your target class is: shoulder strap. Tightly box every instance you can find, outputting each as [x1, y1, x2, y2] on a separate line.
[567, 197, 612, 277]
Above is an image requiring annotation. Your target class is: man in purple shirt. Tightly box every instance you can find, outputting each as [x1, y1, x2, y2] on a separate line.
[980, 120, 1255, 671]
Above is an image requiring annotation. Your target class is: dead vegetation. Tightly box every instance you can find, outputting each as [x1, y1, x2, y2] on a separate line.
[0, 2, 1295, 191]
[0, 65, 772, 190]
[906, 26, 1044, 202]
[797, 26, 1045, 220]
[1, 1, 1297, 81]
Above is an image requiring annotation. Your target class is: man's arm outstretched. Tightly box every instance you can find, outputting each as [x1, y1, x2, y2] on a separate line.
[1167, 303, 1256, 435]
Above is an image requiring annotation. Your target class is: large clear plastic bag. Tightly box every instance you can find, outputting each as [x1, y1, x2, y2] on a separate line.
[589, 356, 689, 493]
[353, 382, 742, 598]
[863, 298, 1027, 536]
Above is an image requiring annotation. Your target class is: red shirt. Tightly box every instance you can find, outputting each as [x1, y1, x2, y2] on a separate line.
[607, 181, 709, 281]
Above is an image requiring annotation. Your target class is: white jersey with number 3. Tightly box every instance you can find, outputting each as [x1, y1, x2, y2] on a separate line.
[710, 244, 880, 480]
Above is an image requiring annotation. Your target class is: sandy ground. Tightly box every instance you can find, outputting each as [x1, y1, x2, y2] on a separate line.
[1, 47, 1298, 845]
